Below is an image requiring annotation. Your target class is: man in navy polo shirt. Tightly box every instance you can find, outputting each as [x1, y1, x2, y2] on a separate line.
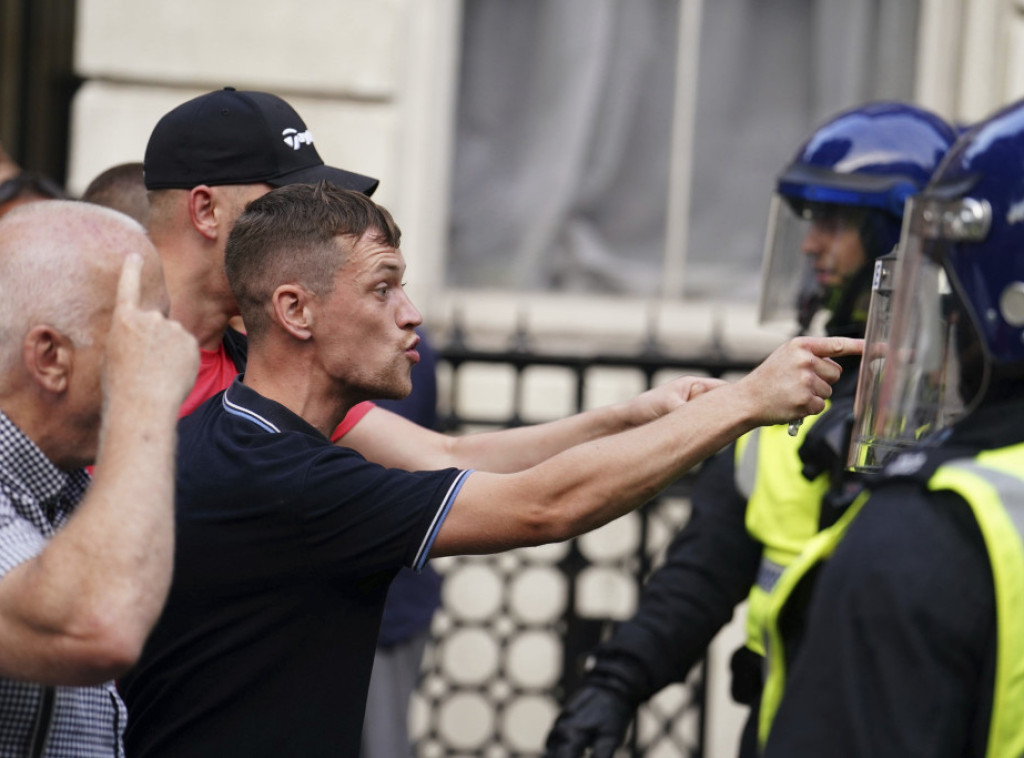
[120, 182, 861, 757]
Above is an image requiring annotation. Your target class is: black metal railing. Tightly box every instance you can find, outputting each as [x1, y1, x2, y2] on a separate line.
[412, 324, 759, 757]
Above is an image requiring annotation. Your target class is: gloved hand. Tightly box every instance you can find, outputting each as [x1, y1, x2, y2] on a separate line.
[544, 684, 635, 758]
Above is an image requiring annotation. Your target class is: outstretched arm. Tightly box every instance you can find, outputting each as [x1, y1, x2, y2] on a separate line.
[344, 373, 722, 472]
[433, 336, 861, 555]
[0, 256, 198, 685]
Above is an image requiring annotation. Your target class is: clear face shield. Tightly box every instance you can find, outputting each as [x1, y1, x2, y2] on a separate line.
[759, 195, 870, 331]
[847, 195, 992, 471]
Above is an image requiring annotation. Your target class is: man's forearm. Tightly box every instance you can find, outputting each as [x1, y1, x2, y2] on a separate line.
[444, 375, 716, 473]
[347, 376, 711, 473]
[0, 395, 180, 685]
[434, 382, 760, 555]
[446, 401, 636, 473]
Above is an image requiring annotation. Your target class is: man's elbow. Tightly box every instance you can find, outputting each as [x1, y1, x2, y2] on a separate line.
[87, 629, 146, 680]
[55, 617, 148, 686]
[520, 498, 594, 545]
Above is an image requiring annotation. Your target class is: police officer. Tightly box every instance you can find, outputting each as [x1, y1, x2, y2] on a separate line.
[544, 102, 958, 758]
[759, 98, 1024, 758]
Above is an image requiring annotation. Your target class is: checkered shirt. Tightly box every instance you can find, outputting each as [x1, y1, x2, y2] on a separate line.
[0, 411, 126, 757]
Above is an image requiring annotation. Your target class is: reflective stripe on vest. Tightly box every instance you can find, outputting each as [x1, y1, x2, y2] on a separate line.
[757, 489, 869, 749]
[757, 443, 1024, 757]
[930, 446, 1024, 758]
[734, 408, 830, 655]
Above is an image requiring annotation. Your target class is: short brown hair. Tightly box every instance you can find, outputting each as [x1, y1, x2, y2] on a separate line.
[82, 162, 150, 227]
[225, 181, 401, 339]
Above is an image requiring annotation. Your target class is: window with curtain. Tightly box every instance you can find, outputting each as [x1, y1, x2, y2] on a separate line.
[447, 0, 920, 301]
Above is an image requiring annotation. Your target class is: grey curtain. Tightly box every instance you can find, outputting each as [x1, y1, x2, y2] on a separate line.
[449, 0, 920, 299]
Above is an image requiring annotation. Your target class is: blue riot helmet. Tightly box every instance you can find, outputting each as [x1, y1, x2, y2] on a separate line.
[759, 102, 958, 337]
[849, 98, 1024, 470]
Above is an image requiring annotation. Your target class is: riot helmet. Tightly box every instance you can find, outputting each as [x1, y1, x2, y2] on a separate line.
[849, 98, 1024, 470]
[759, 102, 958, 337]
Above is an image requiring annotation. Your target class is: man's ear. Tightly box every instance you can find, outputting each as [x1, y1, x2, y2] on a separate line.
[271, 284, 314, 341]
[22, 325, 73, 394]
[187, 186, 218, 241]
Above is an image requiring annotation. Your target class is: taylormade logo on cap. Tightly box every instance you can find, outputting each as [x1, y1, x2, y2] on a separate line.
[282, 128, 314, 151]
[143, 88, 379, 195]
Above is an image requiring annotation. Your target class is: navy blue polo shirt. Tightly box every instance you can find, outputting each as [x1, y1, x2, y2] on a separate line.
[121, 378, 469, 758]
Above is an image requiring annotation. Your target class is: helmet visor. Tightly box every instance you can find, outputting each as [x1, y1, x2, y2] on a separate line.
[759, 195, 869, 329]
[848, 196, 992, 470]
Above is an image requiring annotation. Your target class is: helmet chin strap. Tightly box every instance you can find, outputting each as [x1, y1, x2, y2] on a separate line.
[823, 263, 874, 338]
[796, 287, 825, 333]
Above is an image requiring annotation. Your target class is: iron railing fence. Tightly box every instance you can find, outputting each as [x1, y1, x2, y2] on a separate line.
[412, 326, 759, 757]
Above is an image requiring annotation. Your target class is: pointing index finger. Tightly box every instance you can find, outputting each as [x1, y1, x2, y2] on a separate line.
[809, 336, 864, 358]
[116, 253, 143, 309]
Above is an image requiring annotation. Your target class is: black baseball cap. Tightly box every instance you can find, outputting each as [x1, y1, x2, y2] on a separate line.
[144, 87, 379, 195]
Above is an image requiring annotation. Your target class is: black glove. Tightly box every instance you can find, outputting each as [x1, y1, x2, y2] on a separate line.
[544, 684, 635, 758]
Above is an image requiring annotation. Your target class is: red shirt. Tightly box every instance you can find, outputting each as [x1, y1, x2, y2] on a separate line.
[179, 342, 241, 419]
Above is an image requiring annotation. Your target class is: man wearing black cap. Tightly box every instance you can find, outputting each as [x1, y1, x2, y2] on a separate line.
[143, 87, 378, 426]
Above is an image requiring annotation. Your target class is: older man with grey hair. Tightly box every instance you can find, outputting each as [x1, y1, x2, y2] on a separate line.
[0, 201, 197, 755]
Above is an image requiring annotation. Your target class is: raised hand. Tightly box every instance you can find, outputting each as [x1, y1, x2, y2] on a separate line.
[102, 253, 198, 411]
[735, 336, 863, 427]
[625, 375, 730, 426]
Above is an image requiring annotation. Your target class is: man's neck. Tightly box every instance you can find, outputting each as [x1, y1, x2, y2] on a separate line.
[0, 393, 83, 471]
[157, 242, 236, 351]
[242, 347, 357, 439]
[169, 294, 232, 352]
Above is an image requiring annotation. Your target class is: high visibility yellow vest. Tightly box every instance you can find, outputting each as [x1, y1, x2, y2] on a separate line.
[734, 404, 831, 656]
[757, 442, 1024, 758]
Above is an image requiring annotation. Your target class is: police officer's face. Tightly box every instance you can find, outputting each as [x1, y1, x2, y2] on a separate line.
[800, 206, 868, 287]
